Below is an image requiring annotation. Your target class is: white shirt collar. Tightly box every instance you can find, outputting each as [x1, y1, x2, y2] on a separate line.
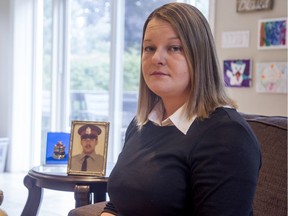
[148, 101, 196, 135]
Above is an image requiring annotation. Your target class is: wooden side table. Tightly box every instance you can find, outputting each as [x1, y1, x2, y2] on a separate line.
[21, 165, 108, 216]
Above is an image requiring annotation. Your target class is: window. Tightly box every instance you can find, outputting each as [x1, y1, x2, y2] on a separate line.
[41, 0, 211, 167]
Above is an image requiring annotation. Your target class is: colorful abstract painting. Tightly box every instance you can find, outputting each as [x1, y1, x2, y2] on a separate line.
[256, 62, 287, 93]
[258, 18, 287, 49]
[224, 59, 252, 87]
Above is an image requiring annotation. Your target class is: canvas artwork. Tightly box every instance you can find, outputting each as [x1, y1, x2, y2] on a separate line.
[256, 62, 287, 93]
[223, 59, 252, 87]
[258, 18, 287, 49]
[45, 132, 70, 164]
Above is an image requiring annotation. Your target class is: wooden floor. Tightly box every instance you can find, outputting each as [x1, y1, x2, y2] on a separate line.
[0, 172, 75, 216]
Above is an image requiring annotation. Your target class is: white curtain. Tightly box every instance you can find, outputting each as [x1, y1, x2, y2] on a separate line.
[6, 0, 42, 172]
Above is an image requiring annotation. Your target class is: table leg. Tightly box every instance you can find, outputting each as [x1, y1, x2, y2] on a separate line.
[74, 185, 91, 208]
[21, 175, 42, 216]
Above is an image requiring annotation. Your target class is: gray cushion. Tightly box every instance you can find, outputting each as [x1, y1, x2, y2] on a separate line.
[68, 201, 106, 216]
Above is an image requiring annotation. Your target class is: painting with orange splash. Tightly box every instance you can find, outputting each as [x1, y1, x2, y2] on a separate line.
[256, 62, 287, 93]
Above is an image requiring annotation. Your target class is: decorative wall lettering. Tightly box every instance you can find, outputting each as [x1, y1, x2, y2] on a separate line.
[236, 0, 273, 12]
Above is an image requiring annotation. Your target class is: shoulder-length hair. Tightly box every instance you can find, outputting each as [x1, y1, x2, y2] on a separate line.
[136, 3, 237, 126]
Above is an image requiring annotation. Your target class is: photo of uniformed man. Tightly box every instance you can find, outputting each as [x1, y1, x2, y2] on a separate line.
[69, 122, 109, 175]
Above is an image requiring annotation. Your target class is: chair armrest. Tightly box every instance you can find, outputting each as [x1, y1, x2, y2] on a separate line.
[68, 201, 107, 216]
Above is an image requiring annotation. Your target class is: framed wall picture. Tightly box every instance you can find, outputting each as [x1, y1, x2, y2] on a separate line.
[236, 0, 273, 12]
[223, 59, 252, 87]
[258, 18, 287, 49]
[67, 121, 109, 176]
[256, 62, 287, 93]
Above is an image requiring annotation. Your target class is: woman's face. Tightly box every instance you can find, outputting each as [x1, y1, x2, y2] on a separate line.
[142, 18, 190, 102]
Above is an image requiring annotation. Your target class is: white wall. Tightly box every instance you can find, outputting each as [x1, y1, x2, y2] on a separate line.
[215, 0, 287, 116]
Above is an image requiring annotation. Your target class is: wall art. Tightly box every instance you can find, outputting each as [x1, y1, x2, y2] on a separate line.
[256, 62, 287, 93]
[237, 0, 273, 12]
[221, 31, 250, 48]
[224, 59, 252, 87]
[258, 18, 287, 49]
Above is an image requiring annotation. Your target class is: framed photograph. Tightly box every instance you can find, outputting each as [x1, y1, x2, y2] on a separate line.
[256, 62, 287, 93]
[258, 18, 287, 49]
[45, 132, 70, 164]
[67, 121, 109, 176]
[224, 59, 252, 87]
[237, 0, 273, 13]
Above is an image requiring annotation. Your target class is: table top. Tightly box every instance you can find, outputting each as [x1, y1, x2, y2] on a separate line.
[28, 165, 109, 186]
[32, 165, 71, 175]
[27, 165, 108, 191]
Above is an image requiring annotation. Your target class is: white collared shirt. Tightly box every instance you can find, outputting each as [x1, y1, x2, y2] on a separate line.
[148, 101, 196, 135]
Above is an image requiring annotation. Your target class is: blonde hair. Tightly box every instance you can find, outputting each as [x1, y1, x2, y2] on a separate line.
[136, 3, 237, 126]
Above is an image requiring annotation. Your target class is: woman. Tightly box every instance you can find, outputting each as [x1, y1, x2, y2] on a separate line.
[102, 2, 261, 216]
